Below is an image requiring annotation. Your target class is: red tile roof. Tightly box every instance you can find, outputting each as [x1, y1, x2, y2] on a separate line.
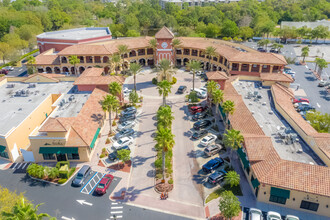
[39, 118, 67, 132]
[73, 67, 125, 86]
[155, 26, 174, 39]
[260, 73, 294, 83]
[206, 71, 229, 80]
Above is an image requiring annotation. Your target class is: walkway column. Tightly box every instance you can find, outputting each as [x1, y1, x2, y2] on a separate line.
[91, 56, 94, 63]
[259, 65, 263, 73]
[83, 56, 86, 63]
[270, 65, 274, 73]
[204, 62, 207, 70]
[189, 49, 192, 56]
[249, 64, 252, 72]
[222, 58, 225, 65]
[229, 62, 232, 71]
[238, 63, 242, 72]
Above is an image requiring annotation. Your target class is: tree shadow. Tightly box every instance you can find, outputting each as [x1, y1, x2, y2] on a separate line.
[305, 76, 317, 81]
[186, 149, 206, 159]
[192, 174, 206, 185]
[20, 174, 51, 188]
[131, 155, 155, 167]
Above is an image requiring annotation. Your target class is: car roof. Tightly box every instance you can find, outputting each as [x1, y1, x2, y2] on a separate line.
[99, 174, 113, 184]
[79, 165, 90, 174]
[267, 211, 281, 217]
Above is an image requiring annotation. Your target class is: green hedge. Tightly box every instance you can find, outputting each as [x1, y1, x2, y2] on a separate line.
[59, 170, 69, 179]
[56, 161, 70, 169]
[68, 167, 76, 177]
[58, 178, 67, 184]
[20, 49, 39, 61]
[0, 49, 39, 69]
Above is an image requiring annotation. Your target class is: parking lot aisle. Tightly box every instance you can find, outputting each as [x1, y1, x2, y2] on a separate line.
[80, 172, 105, 195]
[9, 162, 31, 173]
[109, 202, 123, 219]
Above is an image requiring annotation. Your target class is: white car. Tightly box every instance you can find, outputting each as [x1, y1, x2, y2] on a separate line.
[249, 208, 262, 220]
[117, 120, 136, 131]
[3, 66, 14, 71]
[293, 101, 310, 108]
[267, 211, 281, 220]
[199, 87, 207, 92]
[191, 88, 207, 99]
[113, 137, 133, 149]
[200, 134, 217, 147]
[123, 87, 132, 97]
[285, 215, 299, 220]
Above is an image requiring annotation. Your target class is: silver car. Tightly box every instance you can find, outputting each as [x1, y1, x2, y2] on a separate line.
[117, 120, 136, 131]
[204, 144, 222, 157]
[249, 208, 262, 220]
[115, 128, 134, 140]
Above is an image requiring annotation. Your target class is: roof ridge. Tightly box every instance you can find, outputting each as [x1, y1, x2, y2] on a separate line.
[70, 125, 89, 146]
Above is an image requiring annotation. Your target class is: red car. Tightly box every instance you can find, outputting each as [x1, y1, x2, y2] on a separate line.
[0, 69, 9, 75]
[190, 106, 208, 114]
[94, 174, 114, 195]
[293, 98, 309, 104]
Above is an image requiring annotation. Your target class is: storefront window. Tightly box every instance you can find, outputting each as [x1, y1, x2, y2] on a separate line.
[269, 195, 286, 204]
[300, 200, 319, 212]
[67, 153, 80, 160]
[43, 153, 55, 160]
[0, 152, 9, 159]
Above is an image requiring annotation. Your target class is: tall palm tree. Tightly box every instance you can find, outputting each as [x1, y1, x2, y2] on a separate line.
[26, 55, 36, 75]
[157, 80, 172, 106]
[129, 63, 142, 91]
[1, 198, 52, 220]
[117, 44, 129, 71]
[203, 46, 216, 71]
[186, 60, 202, 90]
[109, 81, 122, 117]
[101, 95, 119, 134]
[154, 126, 175, 181]
[149, 38, 157, 65]
[69, 55, 80, 76]
[225, 171, 240, 188]
[172, 38, 181, 66]
[206, 80, 218, 107]
[223, 129, 244, 159]
[158, 59, 174, 81]
[222, 100, 235, 124]
[301, 46, 309, 63]
[112, 54, 121, 75]
[157, 106, 174, 129]
[212, 89, 224, 116]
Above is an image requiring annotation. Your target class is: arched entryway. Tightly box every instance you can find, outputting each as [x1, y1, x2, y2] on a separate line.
[103, 56, 109, 63]
[37, 68, 44, 73]
[104, 66, 110, 74]
[212, 65, 217, 71]
[176, 59, 182, 66]
[139, 58, 146, 66]
[218, 66, 222, 71]
[54, 67, 61, 74]
[79, 66, 85, 74]
[183, 58, 189, 66]
[61, 56, 67, 63]
[130, 60, 137, 64]
[62, 67, 69, 73]
[45, 67, 52, 73]
[147, 59, 154, 66]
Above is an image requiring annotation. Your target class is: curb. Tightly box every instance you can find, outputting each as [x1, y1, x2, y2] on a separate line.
[28, 167, 80, 186]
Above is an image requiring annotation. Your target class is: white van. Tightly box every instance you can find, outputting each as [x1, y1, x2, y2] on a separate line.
[191, 88, 207, 99]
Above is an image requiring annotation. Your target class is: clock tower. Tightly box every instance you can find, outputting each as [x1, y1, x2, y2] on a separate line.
[155, 27, 175, 65]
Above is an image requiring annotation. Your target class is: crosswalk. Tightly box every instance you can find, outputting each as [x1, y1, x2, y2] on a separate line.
[109, 202, 123, 219]
[9, 162, 32, 172]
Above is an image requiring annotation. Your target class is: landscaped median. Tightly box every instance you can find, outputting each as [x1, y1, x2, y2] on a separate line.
[26, 161, 79, 185]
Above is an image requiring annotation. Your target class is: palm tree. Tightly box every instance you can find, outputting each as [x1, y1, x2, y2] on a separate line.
[157, 80, 172, 106]
[222, 100, 235, 125]
[223, 129, 244, 159]
[315, 57, 328, 77]
[225, 171, 240, 188]
[129, 63, 142, 91]
[117, 44, 129, 71]
[101, 94, 119, 134]
[149, 38, 157, 65]
[26, 55, 36, 75]
[186, 60, 202, 90]
[158, 59, 174, 81]
[212, 89, 224, 116]
[301, 46, 309, 63]
[157, 106, 174, 129]
[203, 46, 216, 71]
[112, 54, 121, 75]
[69, 55, 80, 76]
[1, 198, 52, 220]
[263, 39, 271, 51]
[206, 81, 218, 107]
[109, 82, 122, 117]
[172, 38, 181, 66]
[154, 126, 175, 181]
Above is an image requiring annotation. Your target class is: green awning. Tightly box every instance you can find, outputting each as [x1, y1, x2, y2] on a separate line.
[271, 187, 290, 199]
[39, 147, 78, 154]
[90, 127, 101, 149]
[252, 178, 260, 188]
[0, 145, 6, 153]
[237, 148, 250, 169]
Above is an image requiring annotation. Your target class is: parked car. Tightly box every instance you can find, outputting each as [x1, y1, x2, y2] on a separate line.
[207, 169, 227, 184]
[177, 85, 187, 94]
[202, 157, 224, 173]
[199, 87, 207, 92]
[113, 137, 133, 149]
[318, 81, 330, 87]
[200, 134, 217, 147]
[285, 215, 299, 220]
[119, 113, 136, 123]
[94, 174, 114, 195]
[293, 98, 309, 104]
[123, 87, 132, 97]
[115, 128, 134, 140]
[72, 165, 92, 187]
[117, 120, 136, 131]
[0, 69, 9, 75]
[249, 208, 263, 220]
[269, 49, 279, 53]
[190, 105, 208, 114]
[293, 101, 310, 108]
[121, 106, 137, 116]
[266, 211, 281, 220]
[257, 48, 266, 52]
[2, 66, 14, 71]
[297, 104, 315, 112]
[192, 111, 208, 121]
[191, 88, 207, 99]
[193, 119, 212, 130]
[204, 144, 222, 157]
[108, 145, 131, 161]
[191, 130, 208, 140]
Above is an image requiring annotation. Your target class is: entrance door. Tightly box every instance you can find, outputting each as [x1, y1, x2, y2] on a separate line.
[255, 187, 259, 198]
[56, 153, 67, 161]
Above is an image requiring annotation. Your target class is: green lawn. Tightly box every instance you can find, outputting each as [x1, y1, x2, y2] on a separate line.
[205, 184, 243, 203]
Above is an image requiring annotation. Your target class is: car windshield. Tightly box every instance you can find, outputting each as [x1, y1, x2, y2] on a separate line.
[97, 183, 105, 189]
[76, 173, 83, 179]
[250, 210, 261, 215]
[201, 138, 207, 142]
[118, 140, 123, 144]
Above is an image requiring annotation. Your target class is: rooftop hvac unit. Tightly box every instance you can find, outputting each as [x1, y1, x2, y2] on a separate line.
[7, 84, 15, 88]
[28, 83, 36, 88]
[68, 95, 75, 101]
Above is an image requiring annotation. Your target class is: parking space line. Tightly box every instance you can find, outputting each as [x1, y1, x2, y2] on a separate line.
[111, 206, 123, 209]
[110, 211, 123, 214]
[12, 163, 18, 169]
[111, 202, 118, 205]
[89, 173, 105, 194]
[110, 216, 122, 219]
[80, 172, 98, 193]
[16, 163, 23, 169]
[21, 163, 28, 169]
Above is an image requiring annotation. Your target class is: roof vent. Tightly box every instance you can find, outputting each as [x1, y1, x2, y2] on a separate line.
[18, 108, 22, 111]
[7, 84, 15, 88]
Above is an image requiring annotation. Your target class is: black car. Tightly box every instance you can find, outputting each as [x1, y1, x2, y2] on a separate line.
[177, 85, 187, 94]
[269, 49, 279, 53]
[119, 113, 136, 122]
[192, 111, 208, 121]
[191, 129, 208, 140]
[108, 145, 131, 161]
[121, 107, 137, 116]
[202, 157, 224, 173]
[207, 169, 227, 184]
[257, 47, 266, 52]
[193, 119, 212, 130]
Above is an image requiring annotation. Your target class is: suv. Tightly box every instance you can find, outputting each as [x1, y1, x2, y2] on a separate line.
[207, 169, 227, 184]
[202, 157, 224, 173]
[72, 165, 92, 187]
[190, 105, 208, 114]
[204, 144, 222, 157]
[177, 85, 187, 94]
[200, 134, 217, 147]
[318, 81, 329, 87]
[117, 120, 135, 131]
[193, 119, 212, 130]
[119, 113, 136, 123]
[108, 145, 131, 161]
[115, 128, 134, 140]
[121, 107, 137, 116]
[192, 111, 208, 121]
[191, 130, 208, 140]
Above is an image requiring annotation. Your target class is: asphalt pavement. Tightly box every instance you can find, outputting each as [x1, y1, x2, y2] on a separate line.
[0, 169, 192, 220]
